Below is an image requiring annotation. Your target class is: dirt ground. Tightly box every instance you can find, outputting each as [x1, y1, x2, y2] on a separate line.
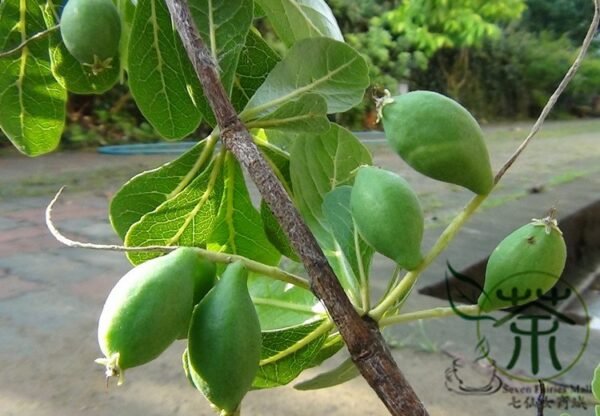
[1, 119, 599, 416]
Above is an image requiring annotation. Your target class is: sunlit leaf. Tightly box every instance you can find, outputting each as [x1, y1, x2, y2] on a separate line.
[207, 153, 280, 266]
[110, 141, 211, 240]
[0, 0, 66, 156]
[128, 0, 203, 139]
[255, 0, 343, 47]
[253, 319, 331, 388]
[243, 37, 369, 119]
[124, 154, 224, 264]
[249, 273, 321, 330]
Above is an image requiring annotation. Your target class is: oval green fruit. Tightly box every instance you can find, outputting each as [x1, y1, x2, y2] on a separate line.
[381, 90, 494, 195]
[96, 248, 200, 383]
[350, 166, 424, 270]
[187, 262, 262, 414]
[60, 0, 121, 68]
[478, 216, 567, 312]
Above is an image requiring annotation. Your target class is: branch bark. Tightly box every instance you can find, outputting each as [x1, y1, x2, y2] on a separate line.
[164, 1, 429, 414]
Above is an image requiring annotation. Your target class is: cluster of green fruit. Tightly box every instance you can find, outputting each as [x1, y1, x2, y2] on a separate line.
[352, 91, 566, 311]
[96, 249, 261, 415]
[59, 0, 121, 74]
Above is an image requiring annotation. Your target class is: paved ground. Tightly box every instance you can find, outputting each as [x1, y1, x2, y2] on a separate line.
[0, 119, 599, 416]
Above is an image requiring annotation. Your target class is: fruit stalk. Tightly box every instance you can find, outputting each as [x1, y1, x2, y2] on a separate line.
[164, 0, 429, 414]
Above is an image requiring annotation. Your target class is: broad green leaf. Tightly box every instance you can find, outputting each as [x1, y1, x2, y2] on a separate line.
[260, 200, 299, 261]
[249, 273, 321, 330]
[207, 153, 280, 266]
[231, 28, 280, 111]
[110, 140, 211, 240]
[294, 357, 359, 390]
[124, 155, 224, 264]
[0, 0, 66, 156]
[242, 37, 369, 119]
[593, 363, 600, 401]
[290, 124, 372, 302]
[188, 0, 252, 93]
[308, 335, 344, 367]
[255, 0, 343, 47]
[246, 93, 330, 133]
[42, 1, 119, 94]
[322, 186, 373, 284]
[128, 0, 203, 139]
[253, 319, 330, 389]
[188, 0, 254, 126]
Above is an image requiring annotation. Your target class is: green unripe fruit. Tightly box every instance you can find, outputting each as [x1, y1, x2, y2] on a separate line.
[96, 248, 201, 384]
[187, 262, 262, 414]
[350, 166, 424, 270]
[478, 216, 567, 312]
[380, 90, 494, 195]
[60, 0, 121, 70]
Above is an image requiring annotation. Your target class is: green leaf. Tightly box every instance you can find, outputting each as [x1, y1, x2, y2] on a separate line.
[247, 93, 330, 133]
[242, 37, 369, 119]
[42, 1, 119, 95]
[207, 153, 280, 266]
[0, 0, 66, 156]
[231, 28, 280, 112]
[249, 273, 320, 330]
[593, 363, 600, 401]
[124, 153, 224, 264]
[294, 357, 360, 390]
[253, 319, 330, 389]
[128, 0, 203, 139]
[110, 140, 211, 240]
[189, 0, 252, 94]
[308, 335, 344, 367]
[188, 0, 254, 126]
[322, 186, 373, 284]
[290, 124, 372, 303]
[255, 0, 343, 47]
[260, 200, 299, 261]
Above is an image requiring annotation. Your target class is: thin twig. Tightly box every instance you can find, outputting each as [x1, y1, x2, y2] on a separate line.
[45, 187, 310, 290]
[0, 25, 60, 59]
[494, 0, 600, 183]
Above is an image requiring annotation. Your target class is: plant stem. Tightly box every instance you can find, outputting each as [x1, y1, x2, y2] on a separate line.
[354, 220, 370, 311]
[45, 187, 310, 290]
[0, 25, 59, 59]
[379, 305, 481, 328]
[164, 1, 430, 414]
[370, 194, 486, 321]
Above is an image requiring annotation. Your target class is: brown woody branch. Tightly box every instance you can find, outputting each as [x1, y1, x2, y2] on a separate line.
[164, 1, 428, 415]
